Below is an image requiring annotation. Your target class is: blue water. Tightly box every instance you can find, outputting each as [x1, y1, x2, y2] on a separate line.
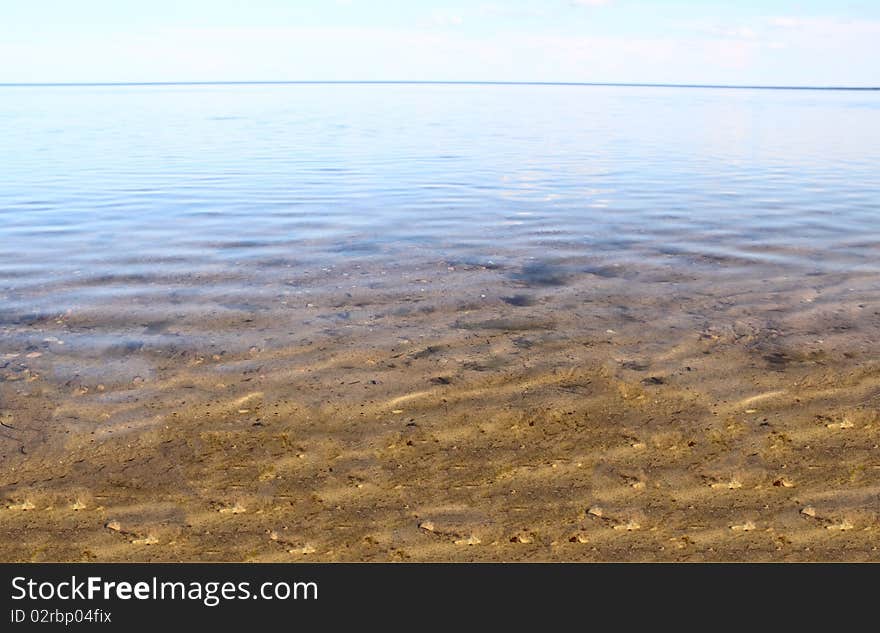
[1, 83, 879, 321]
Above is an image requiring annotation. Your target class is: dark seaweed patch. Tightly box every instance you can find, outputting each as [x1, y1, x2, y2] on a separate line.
[213, 240, 269, 250]
[511, 262, 572, 287]
[411, 345, 447, 359]
[219, 302, 267, 313]
[502, 294, 537, 307]
[448, 258, 504, 271]
[512, 337, 534, 349]
[105, 340, 145, 355]
[583, 265, 626, 279]
[762, 352, 791, 369]
[328, 241, 382, 255]
[454, 318, 556, 331]
[143, 320, 174, 334]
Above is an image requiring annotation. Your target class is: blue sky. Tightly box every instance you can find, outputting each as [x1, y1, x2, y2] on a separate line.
[2, 1, 879, 85]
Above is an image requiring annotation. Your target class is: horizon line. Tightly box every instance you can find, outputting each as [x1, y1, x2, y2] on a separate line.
[0, 80, 878, 91]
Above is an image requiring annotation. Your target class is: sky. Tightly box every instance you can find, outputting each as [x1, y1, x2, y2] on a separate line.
[1, 1, 879, 86]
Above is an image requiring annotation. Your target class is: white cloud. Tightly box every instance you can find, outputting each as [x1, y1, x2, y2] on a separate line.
[478, 4, 547, 19]
[769, 17, 801, 29]
[718, 27, 758, 40]
[670, 15, 880, 80]
[1, 15, 877, 85]
[427, 12, 464, 28]
[766, 15, 880, 35]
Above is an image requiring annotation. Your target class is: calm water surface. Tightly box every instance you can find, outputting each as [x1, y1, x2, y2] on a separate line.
[1, 84, 879, 323]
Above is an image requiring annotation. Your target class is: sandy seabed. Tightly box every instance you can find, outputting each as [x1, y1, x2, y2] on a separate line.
[2, 255, 879, 561]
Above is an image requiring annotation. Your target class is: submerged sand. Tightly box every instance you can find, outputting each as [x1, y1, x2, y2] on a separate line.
[2, 255, 879, 561]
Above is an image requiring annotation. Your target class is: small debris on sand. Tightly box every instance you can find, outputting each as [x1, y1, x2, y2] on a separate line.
[826, 419, 854, 430]
[730, 521, 757, 532]
[131, 535, 159, 545]
[510, 533, 534, 544]
[710, 479, 743, 490]
[7, 501, 36, 511]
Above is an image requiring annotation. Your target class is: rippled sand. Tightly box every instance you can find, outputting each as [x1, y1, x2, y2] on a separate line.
[2, 255, 879, 561]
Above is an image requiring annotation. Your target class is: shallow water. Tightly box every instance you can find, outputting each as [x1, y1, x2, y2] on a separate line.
[2, 84, 880, 561]
[2, 84, 880, 322]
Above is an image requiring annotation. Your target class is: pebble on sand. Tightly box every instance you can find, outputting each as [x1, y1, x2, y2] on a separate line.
[454, 535, 481, 546]
[825, 419, 855, 430]
[105, 521, 122, 532]
[131, 535, 159, 545]
[510, 534, 534, 544]
[7, 501, 36, 511]
[418, 521, 436, 532]
[730, 521, 757, 532]
[218, 503, 247, 514]
[710, 479, 743, 490]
